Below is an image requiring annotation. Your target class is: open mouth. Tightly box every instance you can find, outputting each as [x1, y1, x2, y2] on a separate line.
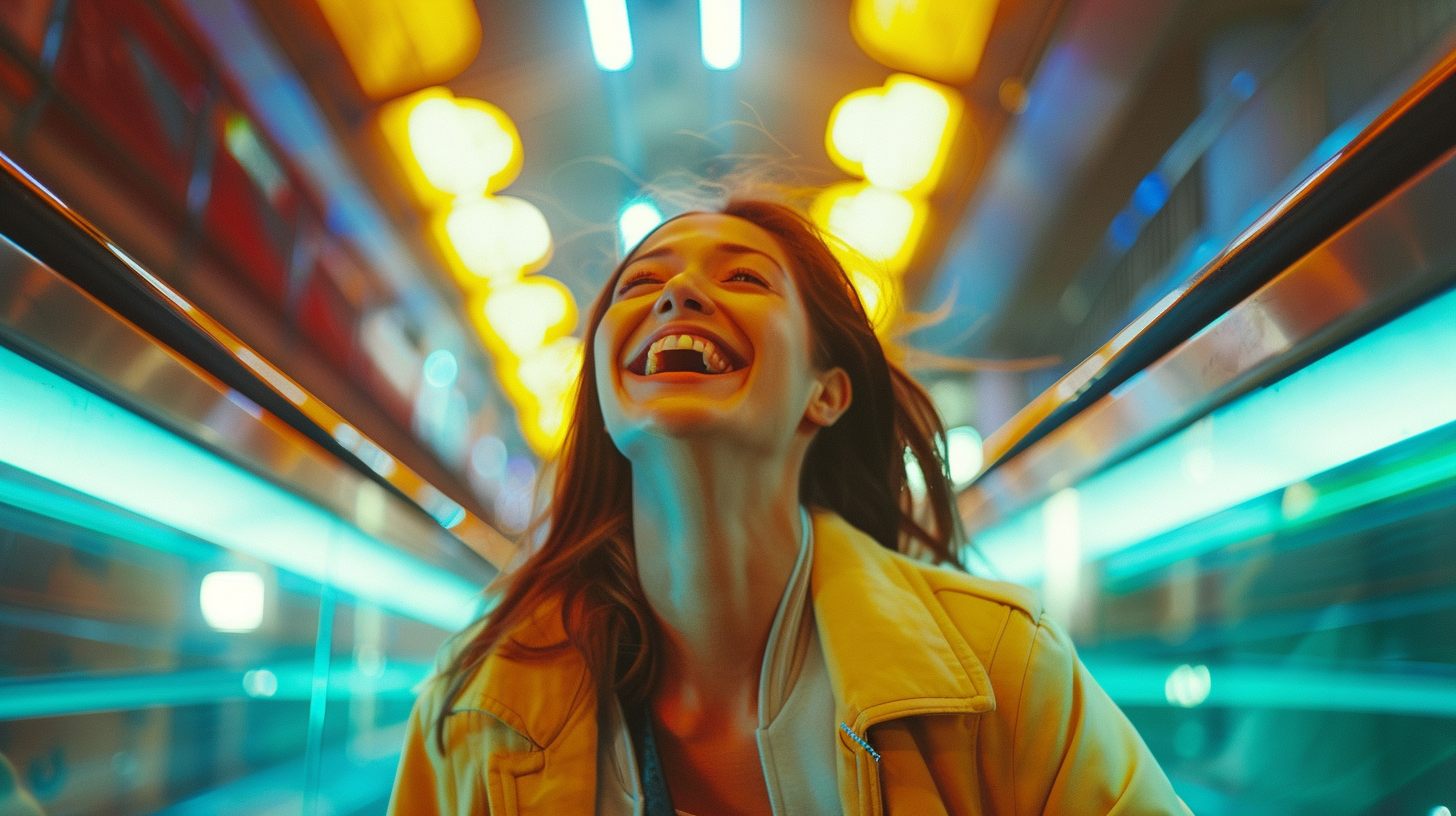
[625, 333, 744, 376]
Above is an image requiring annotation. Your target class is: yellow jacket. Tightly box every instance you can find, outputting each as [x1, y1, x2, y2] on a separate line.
[389, 511, 1192, 815]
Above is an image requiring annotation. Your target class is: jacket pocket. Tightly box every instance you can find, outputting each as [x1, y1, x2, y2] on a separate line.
[484, 751, 546, 815]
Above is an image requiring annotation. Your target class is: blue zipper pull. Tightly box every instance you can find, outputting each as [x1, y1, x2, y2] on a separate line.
[839, 722, 881, 763]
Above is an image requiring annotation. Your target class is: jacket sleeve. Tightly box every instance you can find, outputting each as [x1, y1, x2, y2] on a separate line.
[388, 690, 457, 816]
[1011, 618, 1192, 816]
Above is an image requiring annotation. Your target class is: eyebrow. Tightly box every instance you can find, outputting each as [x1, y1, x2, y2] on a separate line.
[626, 242, 783, 270]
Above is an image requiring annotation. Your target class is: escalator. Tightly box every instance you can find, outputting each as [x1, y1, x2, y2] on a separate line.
[960, 50, 1456, 816]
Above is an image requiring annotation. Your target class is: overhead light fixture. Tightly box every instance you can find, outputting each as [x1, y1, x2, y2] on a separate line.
[380, 88, 524, 208]
[437, 195, 553, 284]
[700, 0, 742, 70]
[476, 278, 578, 358]
[618, 199, 664, 253]
[315, 0, 482, 99]
[827, 74, 963, 195]
[584, 0, 634, 71]
[811, 181, 926, 274]
[849, 0, 999, 85]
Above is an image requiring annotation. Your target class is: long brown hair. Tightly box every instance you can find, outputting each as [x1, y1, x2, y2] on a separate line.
[434, 200, 960, 744]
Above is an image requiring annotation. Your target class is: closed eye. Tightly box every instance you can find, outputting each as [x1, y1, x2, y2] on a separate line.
[727, 269, 769, 287]
[617, 272, 660, 295]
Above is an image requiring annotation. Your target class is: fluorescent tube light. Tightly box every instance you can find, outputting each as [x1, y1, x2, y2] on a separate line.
[700, 0, 741, 70]
[618, 199, 664, 252]
[975, 285, 1456, 584]
[0, 345, 481, 631]
[584, 0, 634, 71]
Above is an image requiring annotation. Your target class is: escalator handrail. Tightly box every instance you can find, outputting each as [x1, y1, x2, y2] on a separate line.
[975, 47, 1456, 480]
[0, 149, 516, 571]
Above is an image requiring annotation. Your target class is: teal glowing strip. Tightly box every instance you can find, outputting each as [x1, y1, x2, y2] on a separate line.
[1085, 658, 1456, 717]
[977, 286, 1456, 582]
[0, 661, 431, 721]
[0, 344, 480, 630]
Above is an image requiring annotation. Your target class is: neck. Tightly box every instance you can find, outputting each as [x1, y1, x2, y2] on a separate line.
[630, 437, 805, 719]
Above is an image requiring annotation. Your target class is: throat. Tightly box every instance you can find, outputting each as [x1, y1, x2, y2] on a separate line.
[653, 348, 710, 374]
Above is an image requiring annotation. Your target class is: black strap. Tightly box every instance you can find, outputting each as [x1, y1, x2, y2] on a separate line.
[627, 703, 676, 816]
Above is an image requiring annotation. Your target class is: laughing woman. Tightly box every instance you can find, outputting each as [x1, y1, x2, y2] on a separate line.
[388, 201, 1190, 816]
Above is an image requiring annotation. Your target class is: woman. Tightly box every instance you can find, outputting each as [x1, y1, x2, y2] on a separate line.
[389, 201, 1189, 815]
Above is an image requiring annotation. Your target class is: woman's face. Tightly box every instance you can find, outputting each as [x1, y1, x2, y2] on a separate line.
[594, 213, 831, 458]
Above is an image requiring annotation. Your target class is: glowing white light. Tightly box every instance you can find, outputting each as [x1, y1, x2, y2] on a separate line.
[516, 337, 583, 399]
[1165, 664, 1212, 707]
[699, 0, 741, 70]
[235, 347, 307, 405]
[618, 200, 664, 253]
[946, 425, 984, 486]
[482, 280, 572, 357]
[445, 195, 552, 281]
[1042, 488, 1081, 625]
[827, 185, 916, 263]
[408, 98, 516, 197]
[200, 571, 266, 632]
[848, 269, 886, 327]
[830, 78, 956, 192]
[583, 0, 634, 71]
[422, 349, 458, 389]
[242, 668, 278, 697]
[1429, 806, 1451, 816]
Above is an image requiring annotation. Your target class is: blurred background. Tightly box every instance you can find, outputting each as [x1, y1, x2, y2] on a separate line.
[0, 0, 1453, 813]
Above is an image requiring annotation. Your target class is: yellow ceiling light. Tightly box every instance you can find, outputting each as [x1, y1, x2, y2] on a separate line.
[316, 0, 482, 100]
[511, 337, 584, 456]
[437, 195, 553, 285]
[811, 181, 927, 275]
[848, 268, 896, 332]
[849, 0, 999, 85]
[475, 277, 577, 358]
[827, 75, 963, 195]
[379, 88, 524, 207]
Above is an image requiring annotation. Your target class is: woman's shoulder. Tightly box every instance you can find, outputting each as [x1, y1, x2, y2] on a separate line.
[890, 548, 1045, 625]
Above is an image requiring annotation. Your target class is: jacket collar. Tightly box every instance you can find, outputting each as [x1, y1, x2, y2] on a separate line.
[460, 510, 994, 747]
[808, 510, 995, 729]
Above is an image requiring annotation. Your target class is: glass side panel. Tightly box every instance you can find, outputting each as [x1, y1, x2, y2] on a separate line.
[0, 337, 471, 815]
[972, 285, 1456, 814]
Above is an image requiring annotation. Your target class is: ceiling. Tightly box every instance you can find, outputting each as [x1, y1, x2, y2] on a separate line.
[247, 0, 1067, 352]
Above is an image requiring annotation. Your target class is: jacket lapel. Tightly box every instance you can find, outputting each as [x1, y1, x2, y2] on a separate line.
[810, 511, 995, 815]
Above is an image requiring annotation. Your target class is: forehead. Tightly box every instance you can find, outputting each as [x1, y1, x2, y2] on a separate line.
[629, 213, 791, 269]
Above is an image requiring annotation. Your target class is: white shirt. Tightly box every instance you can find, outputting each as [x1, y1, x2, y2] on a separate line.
[596, 507, 841, 815]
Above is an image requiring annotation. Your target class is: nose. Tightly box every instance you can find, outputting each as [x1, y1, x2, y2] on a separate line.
[653, 273, 715, 316]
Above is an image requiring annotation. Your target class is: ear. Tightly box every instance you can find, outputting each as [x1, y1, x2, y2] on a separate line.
[804, 367, 852, 428]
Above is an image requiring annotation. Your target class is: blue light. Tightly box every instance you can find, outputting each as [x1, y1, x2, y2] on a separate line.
[700, 0, 742, 70]
[0, 345, 481, 631]
[975, 285, 1456, 584]
[1229, 70, 1257, 101]
[584, 0, 634, 71]
[1108, 210, 1140, 251]
[1084, 657, 1456, 717]
[422, 349, 459, 389]
[1132, 173, 1169, 216]
[619, 199, 664, 253]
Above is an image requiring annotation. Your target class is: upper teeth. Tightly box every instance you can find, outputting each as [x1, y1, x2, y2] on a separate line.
[643, 333, 732, 375]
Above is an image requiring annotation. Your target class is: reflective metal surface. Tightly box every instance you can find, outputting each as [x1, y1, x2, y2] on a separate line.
[962, 108, 1456, 539]
[0, 150, 515, 571]
[0, 229, 510, 578]
[974, 45, 1456, 475]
